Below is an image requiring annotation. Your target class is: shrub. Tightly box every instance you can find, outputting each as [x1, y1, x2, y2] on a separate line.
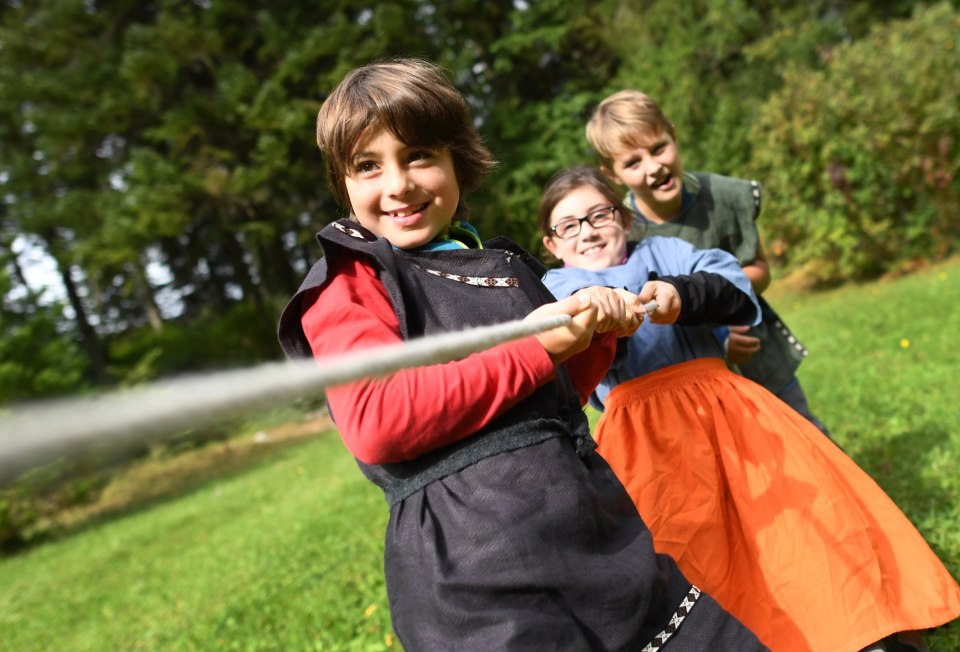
[0, 306, 90, 404]
[107, 298, 286, 385]
[749, 2, 960, 283]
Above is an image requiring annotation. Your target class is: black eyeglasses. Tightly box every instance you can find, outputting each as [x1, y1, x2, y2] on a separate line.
[548, 205, 619, 239]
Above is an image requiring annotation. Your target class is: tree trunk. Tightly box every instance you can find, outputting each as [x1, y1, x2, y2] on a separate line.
[59, 261, 108, 384]
[260, 226, 299, 296]
[130, 257, 164, 332]
[6, 245, 31, 291]
[1, 233, 40, 311]
[37, 228, 107, 382]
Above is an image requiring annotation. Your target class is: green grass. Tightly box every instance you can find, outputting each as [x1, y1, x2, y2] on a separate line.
[0, 435, 395, 651]
[1, 258, 959, 651]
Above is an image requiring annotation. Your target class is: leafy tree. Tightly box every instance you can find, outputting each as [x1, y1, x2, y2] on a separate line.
[439, 0, 622, 253]
[1, 0, 956, 399]
[0, 242, 89, 403]
[0, 0, 153, 380]
[2, 0, 616, 357]
[748, 2, 960, 282]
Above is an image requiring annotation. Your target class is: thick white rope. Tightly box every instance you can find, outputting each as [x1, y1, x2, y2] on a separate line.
[0, 299, 658, 484]
[0, 315, 573, 483]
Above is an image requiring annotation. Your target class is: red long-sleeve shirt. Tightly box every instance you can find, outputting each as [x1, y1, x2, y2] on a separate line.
[301, 255, 616, 465]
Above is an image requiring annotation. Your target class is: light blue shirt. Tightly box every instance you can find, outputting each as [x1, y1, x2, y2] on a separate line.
[542, 236, 760, 410]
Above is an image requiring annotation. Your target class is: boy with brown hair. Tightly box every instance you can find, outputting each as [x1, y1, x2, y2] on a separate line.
[587, 89, 829, 435]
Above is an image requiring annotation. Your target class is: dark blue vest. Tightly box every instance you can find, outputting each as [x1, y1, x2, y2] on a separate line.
[277, 220, 592, 505]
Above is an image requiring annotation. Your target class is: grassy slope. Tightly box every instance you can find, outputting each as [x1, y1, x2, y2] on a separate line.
[0, 434, 394, 651]
[1, 258, 958, 651]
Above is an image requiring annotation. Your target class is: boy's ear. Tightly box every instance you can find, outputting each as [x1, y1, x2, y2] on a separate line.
[542, 234, 563, 263]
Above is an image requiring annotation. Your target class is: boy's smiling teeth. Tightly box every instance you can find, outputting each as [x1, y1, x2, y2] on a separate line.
[581, 244, 604, 256]
[388, 202, 428, 218]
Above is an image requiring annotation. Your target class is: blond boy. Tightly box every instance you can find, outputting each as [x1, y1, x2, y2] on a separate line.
[586, 90, 829, 435]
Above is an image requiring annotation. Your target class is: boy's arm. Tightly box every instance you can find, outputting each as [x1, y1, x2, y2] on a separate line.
[650, 237, 761, 326]
[301, 256, 556, 465]
[645, 273, 756, 327]
[741, 241, 771, 295]
[742, 177, 771, 294]
[732, 241, 770, 364]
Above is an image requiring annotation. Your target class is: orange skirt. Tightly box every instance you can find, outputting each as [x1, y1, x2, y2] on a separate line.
[596, 358, 960, 652]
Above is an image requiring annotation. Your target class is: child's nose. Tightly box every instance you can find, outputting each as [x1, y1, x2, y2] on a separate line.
[385, 165, 414, 196]
[579, 220, 602, 239]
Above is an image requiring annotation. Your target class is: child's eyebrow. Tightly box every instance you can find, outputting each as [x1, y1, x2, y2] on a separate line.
[555, 202, 610, 222]
[350, 150, 376, 161]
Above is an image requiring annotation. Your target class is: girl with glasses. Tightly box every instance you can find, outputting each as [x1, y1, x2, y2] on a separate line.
[539, 166, 960, 652]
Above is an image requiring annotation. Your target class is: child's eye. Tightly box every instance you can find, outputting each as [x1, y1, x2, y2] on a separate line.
[651, 143, 666, 155]
[408, 150, 433, 163]
[354, 160, 378, 175]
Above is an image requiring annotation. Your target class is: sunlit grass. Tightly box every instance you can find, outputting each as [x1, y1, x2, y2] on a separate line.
[0, 434, 394, 651]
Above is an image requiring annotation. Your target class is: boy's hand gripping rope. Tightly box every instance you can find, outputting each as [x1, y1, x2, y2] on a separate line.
[0, 315, 571, 483]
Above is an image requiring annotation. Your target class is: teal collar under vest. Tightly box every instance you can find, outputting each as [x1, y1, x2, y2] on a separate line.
[398, 220, 484, 251]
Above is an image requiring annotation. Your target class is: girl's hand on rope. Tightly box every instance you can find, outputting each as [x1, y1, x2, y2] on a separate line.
[573, 286, 646, 338]
[527, 294, 599, 365]
[638, 281, 682, 324]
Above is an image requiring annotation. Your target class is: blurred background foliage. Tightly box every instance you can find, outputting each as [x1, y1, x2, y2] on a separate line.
[0, 0, 958, 398]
